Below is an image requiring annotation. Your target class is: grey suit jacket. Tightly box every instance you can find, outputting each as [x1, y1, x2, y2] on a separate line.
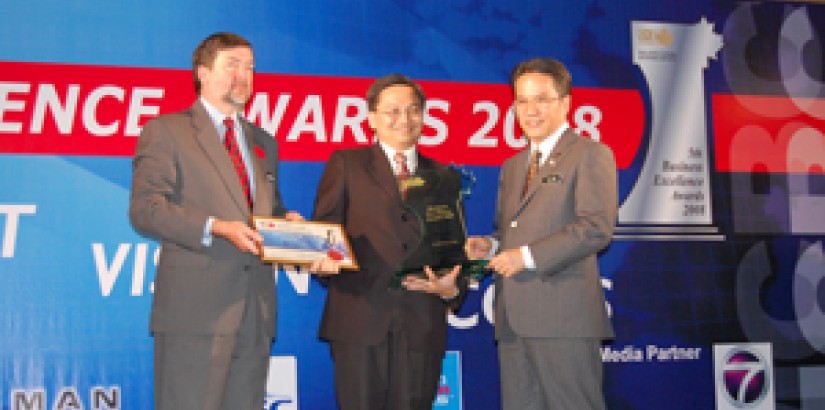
[493, 128, 616, 340]
[129, 101, 286, 338]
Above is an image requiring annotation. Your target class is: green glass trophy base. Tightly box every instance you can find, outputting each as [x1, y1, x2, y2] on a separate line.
[389, 260, 489, 289]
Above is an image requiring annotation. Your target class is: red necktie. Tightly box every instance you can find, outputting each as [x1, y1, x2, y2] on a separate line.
[522, 150, 541, 197]
[394, 152, 410, 198]
[223, 118, 253, 210]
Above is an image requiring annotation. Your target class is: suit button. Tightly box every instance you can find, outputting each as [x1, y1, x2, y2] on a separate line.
[402, 243, 408, 251]
[244, 265, 251, 272]
[401, 214, 408, 222]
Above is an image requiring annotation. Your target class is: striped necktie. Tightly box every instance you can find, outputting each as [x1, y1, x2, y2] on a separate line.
[223, 117, 252, 210]
[522, 150, 541, 197]
[394, 152, 410, 198]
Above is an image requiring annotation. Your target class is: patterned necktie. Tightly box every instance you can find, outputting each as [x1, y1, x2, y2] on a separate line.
[223, 117, 253, 210]
[394, 152, 410, 198]
[522, 150, 542, 197]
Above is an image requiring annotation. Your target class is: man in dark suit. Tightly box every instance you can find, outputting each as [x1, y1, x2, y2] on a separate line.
[129, 32, 302, 410]
[309, 74, 467, 410]
[467, 58, 617, 409]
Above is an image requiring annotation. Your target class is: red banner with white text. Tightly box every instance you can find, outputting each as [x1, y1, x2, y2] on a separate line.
[1, 61, 645, 167]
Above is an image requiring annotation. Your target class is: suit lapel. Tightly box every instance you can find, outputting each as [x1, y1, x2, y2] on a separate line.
[514, 129, 577, 213]
[505, 148, 531, 218]
[366, 144, 403, 203]
[189, 102, 249, 215]
[242, 120, 273, 216]
[415, 152, 438, 175]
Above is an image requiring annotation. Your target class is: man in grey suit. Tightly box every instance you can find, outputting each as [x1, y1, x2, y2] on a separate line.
[129, 32, 302, 410]
[467, 57, 617, 409]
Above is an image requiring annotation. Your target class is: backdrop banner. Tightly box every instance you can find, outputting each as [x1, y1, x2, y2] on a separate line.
[2, 1, 824, 409]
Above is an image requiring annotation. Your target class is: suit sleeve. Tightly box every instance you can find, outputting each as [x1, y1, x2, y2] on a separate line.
[129, 118, 209, 251]
[529, 142, 617, 277]
[312, 150, 347, 225]
[491, 161, 508, 243]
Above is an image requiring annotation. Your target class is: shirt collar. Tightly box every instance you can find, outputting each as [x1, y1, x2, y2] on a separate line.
[378, 140, 417, 174]
[200, 97, 238, 131]
[533, 122, 569, 163]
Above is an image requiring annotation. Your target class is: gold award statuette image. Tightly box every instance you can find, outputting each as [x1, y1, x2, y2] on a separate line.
[389, 165, 488, 289]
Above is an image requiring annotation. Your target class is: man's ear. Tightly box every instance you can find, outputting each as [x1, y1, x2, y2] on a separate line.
[562, 94, 572, 114]
[367, 111, 377, 131]
[196, 64, 209, 84]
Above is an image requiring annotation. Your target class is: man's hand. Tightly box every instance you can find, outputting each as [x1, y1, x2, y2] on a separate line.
[211, 219, 262, 254]
[284, 211, 304, 222]
[465, 236, 492, 260]
[402, 265, 460, 299]
[488, 248, 525, 278]
[308, 257, 341, 275]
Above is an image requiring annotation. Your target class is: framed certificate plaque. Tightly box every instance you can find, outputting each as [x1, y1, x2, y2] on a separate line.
[251, 217, 358, 269]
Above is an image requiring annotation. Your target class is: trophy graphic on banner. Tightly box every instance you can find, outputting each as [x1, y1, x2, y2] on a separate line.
[389, 164, 488, 289]
[617, 17, 724, 241]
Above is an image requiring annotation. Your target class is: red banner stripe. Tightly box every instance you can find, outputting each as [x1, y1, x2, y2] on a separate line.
[1, 61, 644, 168]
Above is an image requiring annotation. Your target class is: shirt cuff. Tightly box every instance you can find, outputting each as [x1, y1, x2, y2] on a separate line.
[440, 287, 460, 301]
[487, 238, 500, 260]
[520, 245, 535, 270]
[202, 217, 215, 246]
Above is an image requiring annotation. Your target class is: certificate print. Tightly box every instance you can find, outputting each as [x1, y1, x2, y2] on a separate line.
[252, 217, 358, 269]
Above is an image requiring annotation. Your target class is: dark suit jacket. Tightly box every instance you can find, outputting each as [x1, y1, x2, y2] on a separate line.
[312, 144, 466, 352]
[494, 128, 616, 340]
[129, 101, 286, 338]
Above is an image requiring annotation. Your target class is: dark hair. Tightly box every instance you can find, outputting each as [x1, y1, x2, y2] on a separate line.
[192, 32, 252, 95]
[509, 57, 571, 98]
[366, 74, 426, 111]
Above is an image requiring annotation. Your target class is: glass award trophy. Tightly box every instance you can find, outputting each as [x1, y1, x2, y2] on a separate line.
[389, 164, 488, 288]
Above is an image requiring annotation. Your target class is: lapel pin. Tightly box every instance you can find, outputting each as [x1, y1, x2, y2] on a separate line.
[544, 174, 563, 183]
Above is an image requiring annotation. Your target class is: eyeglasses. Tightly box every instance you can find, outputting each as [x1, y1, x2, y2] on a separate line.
[376, 105, 424, 119]
[514, 94, 565, 108]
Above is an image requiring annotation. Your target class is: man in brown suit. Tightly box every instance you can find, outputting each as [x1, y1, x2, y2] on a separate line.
[129, 32, 302, 410]
[309, 74, 467, 410]
[468, 58, 617, 410]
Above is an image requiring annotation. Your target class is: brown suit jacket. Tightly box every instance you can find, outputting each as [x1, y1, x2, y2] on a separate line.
[130, 101, 286, 338]
[494, 128, 616, 340]
[312, 144, 466, 352]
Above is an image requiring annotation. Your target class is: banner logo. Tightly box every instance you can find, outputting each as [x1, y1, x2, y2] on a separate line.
[714, 343, 775, 410]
